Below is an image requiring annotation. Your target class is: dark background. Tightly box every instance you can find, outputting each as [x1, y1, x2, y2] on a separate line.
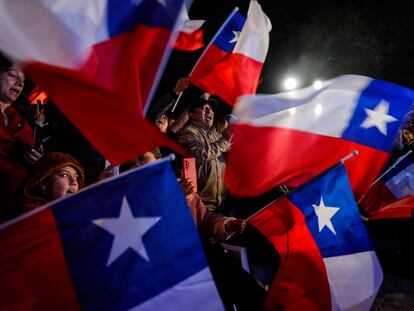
[152, 0, 414, 281]
[153, 0, 414, 112]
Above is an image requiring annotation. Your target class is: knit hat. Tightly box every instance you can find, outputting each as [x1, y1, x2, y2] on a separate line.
[24, 152, 85, 198]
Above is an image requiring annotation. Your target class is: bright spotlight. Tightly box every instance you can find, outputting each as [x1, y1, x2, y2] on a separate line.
[284, 77, 298, 90]
[314, 104, 323, 116]
[313, 80, 322, 90]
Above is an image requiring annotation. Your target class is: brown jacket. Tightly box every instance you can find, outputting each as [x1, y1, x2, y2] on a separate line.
[178, 121, 231, 211]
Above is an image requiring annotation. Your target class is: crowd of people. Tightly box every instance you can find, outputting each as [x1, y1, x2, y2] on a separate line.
[0, 53, 270, 309]
[1, 50, 413, 309]
[0, 55, 230, 218]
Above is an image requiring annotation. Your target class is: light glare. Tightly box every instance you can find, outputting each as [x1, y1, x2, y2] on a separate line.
[284, 78, 298, 90]
[314, 104, 323, 116]
[313, 80, 322, 90]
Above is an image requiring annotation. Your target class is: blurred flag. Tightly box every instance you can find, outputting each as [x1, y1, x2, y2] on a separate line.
[249, 165, 383, 311]
[0, 158, 223, 310]
[225, 75, 414, 201]
[369, 195, 414, 219]
[190, 1, 271, 106]
[360, 152, 414, 219]
[0, 0, 185, 165]
[29, 86, 48, 105]
[174, 6, 205, 51]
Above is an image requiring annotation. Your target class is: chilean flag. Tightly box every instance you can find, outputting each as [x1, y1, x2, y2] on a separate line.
[0, 158, 223, 310]
[225, 75, 414, 201]
[0, 0, 185, 165]
[360, 153, 414, 219]
[369, 195, 414, 219]
[173, 6, 205, 51]
[190, 1, 271, 106]
[249, 165, 383, 310]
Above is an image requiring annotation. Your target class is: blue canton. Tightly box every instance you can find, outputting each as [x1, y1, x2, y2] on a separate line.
[341, 79, 414, 152]
[213, 10, 245, 53]
[51, 160, 206, 310]
[107, 0, 184, 37]
[289, 165, 373, 258]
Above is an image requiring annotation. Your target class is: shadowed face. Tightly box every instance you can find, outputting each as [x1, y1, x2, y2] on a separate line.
[402, 128, 414, 145]
[0, 65, 25, 104]
[156, 114, 168, 133]
[135, 151, 157, 167]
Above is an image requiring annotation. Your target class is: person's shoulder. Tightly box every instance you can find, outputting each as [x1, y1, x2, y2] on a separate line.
[208, 127, 221, 136]
[178, 123, 198, 136]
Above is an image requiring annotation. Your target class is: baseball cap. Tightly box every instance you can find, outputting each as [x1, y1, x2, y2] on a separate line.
[188, 97, 218, 112]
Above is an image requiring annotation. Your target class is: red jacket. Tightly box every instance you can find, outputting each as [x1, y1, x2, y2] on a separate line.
[0, 105, 34, 205]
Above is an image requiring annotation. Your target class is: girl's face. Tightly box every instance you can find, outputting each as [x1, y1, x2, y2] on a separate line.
[42, 166, 79, 201]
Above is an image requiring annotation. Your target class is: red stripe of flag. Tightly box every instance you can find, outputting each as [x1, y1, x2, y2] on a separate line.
[250, 198, 332, 310]
[0, 209, 80, 310]
[225, 125, 389, 199]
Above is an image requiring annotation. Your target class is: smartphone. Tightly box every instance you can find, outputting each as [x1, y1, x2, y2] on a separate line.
[182, 157, 198, 193]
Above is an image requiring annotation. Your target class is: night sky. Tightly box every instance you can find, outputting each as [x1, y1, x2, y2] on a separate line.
[154, 0, 414, 111]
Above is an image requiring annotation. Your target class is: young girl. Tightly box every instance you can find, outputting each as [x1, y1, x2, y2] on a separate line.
[4, 152, 84, 220]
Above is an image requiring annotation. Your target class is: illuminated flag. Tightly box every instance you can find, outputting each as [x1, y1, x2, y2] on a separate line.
[0, 0, 185, 165]
[225, 75, 414, 201]
[0, 159, 223, 310]
[190, 1, 271, 106]
[174, 6, 205, 51]
[360, 153, 414, 219]
[250, 165, 383, 310]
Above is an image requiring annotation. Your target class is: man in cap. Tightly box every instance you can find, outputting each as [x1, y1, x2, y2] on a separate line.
[178, 97, 231, 212]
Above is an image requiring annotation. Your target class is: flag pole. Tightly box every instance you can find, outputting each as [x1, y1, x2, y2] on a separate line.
[245, 150, 359, 222]
[171, 7, 240, 113]
[171, 91, 184, 112]
[356, 149, 412, 206]
[189, 7, 239, 76]
[368, 149, 412, 189]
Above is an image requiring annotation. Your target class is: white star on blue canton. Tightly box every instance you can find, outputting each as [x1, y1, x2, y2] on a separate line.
[360, 100, 398, 135]
[229, 30, 240, 43]
[93, 196, 161, 266]
[312, 196, 340, 235]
